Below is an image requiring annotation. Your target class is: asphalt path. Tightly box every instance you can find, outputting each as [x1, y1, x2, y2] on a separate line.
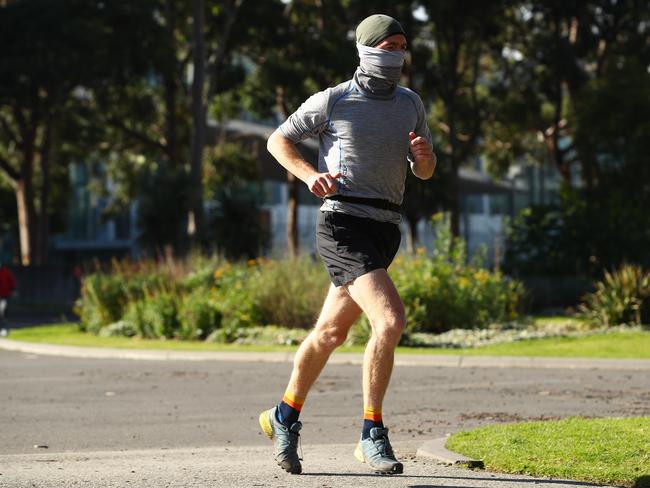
[1, 349, 647, 487]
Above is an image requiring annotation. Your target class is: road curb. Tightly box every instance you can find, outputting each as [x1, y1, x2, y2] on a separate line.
[417, 436, 484, 468]
[1, 337, 650, 370]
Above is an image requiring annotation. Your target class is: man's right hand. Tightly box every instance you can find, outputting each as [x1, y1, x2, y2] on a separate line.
[306, 172, 342, 198]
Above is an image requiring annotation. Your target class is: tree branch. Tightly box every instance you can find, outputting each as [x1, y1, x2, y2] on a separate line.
[106, 116, 166, 153]
[0, 114, 21, 145]
[206, 0, 243, 101]
[12, 103, 28, 137]
[0, 155, 19, 183]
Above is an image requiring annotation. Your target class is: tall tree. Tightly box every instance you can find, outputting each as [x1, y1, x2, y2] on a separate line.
[415, 0, 510, 237]
[486, 1, 649, 187]
[236, 0, 355, 256]
[88, 0, 244, 255]
[0, 0, 158, 264]
[188, 0, 243, 245]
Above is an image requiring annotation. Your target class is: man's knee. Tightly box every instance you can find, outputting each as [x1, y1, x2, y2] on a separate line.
[374, 312, 406, 343]
[314, 323, 348, 350]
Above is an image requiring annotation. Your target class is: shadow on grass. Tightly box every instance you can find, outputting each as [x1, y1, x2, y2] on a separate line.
[634, 475, 650, 488]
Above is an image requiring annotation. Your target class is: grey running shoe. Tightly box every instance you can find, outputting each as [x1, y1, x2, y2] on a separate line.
[354, 427, 403, 474]
[259, 406, 302, 474]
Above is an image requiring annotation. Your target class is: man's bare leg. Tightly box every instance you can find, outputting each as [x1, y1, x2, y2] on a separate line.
[344, 268, 405, 473]
[259, 283, 362, 474]
[285, 283, 362, 400]
[345, 269, 405, 414]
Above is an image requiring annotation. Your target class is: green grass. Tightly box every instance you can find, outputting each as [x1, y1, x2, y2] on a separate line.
[446, 417, 650, 487]
[7, 324, 299, 352]
[6, 323, 650, 358]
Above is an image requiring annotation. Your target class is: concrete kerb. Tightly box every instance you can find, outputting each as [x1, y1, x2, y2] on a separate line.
[2, 337, 650, 370]
[417, 436, 484, 469]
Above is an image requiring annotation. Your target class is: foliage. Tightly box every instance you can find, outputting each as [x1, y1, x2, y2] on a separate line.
[76, 272, 127, 334]
[0, 0, 164, 264]
[210, 256, 329, 331]
[207, 185, 269, 260]
[76, 221, 523, 340]
[207, 325, 310, 346]
[506, 183, 650, 278]
[391, 215, 523, 334]
[248, 256, 330, 329]
[505, 203, 577, 276]
[579, 264, 650, 327]
[136, 165, 190, 253]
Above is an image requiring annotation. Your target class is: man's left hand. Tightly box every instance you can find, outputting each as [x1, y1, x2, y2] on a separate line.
[409, 131, 433, 164]
[409, 131, 436, 179]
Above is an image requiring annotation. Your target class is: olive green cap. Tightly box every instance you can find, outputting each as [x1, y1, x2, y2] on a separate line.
[355, 14, 406, 47]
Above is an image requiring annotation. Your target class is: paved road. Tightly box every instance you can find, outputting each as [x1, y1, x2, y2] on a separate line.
[1, 444, 609, 488]
[1, 349, 646, 487]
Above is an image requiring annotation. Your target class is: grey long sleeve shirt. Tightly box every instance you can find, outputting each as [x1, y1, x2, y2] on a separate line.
[278, 78, 433, 224]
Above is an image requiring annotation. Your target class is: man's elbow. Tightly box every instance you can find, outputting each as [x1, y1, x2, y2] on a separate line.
[267, 129, 292, 155]
[266, 130, 279, 154]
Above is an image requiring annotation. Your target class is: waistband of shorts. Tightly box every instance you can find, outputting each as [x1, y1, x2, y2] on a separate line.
[324, 195, 400, 212]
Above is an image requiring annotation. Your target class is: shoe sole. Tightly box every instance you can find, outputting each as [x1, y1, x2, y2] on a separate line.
[354, 442, 403, 474]
[259, 409, 274, 439]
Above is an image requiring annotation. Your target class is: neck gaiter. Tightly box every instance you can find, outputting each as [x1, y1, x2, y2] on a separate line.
[354, 43, 405, 98]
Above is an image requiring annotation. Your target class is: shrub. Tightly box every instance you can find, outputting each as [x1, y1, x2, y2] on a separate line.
[579, 264, 650, 326]
[208, 257, 329, 330]
[76, 273, 128, 334]
[177, 288, 222, 340]
[141, 291, 180, 339]
[123, 299, 153, 338]
[390, 216, 523, 334]
[75, 224, 524, 342]
[207, 325, 310, 345]
[211, 261, 261, 330]
[249, 257, 330, 329]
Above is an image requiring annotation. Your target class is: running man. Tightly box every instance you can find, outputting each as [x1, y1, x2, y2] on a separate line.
[259, 14, 436, 475]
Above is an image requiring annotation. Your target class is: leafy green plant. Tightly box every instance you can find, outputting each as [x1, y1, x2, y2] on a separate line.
[141, 291, 180, 339]
[579, 264, 650, 326]
[249, 257, 329, 329]
[75, 273, 128, 334]
[177, 288, 222, 340]
[123, 299, 153, 338]
[391, 215, 523, 334]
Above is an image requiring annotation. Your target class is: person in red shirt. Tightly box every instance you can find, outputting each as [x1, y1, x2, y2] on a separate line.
[0, 261, 17, 334]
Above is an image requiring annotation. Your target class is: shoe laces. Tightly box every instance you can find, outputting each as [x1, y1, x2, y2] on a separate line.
[287, 426, 303, 461]
[373, 434, 394, 458]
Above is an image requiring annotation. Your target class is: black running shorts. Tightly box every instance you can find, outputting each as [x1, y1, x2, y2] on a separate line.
[316, 211, 401, 287]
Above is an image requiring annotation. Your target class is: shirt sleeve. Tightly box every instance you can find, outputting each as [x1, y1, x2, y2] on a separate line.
[278, 90, 330, 143]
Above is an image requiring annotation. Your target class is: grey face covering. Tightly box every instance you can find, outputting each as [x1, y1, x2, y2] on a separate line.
[354, 42, 405, 98]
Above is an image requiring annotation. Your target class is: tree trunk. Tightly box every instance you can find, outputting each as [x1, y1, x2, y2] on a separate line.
[164, 0, 179, 168]
[35, 116, 53, 265]
[447, 110, 461, 238]
[287, 173, 299, 258]
[405, 216, 419, 254]
[15, 177, 37, 266]
[188, 0, 206, 245]
[276, 86, 299, 257]
[16, 124, 39, 266]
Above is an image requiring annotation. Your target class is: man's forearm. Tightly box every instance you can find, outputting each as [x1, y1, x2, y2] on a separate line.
[267, 129, 318, 183]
